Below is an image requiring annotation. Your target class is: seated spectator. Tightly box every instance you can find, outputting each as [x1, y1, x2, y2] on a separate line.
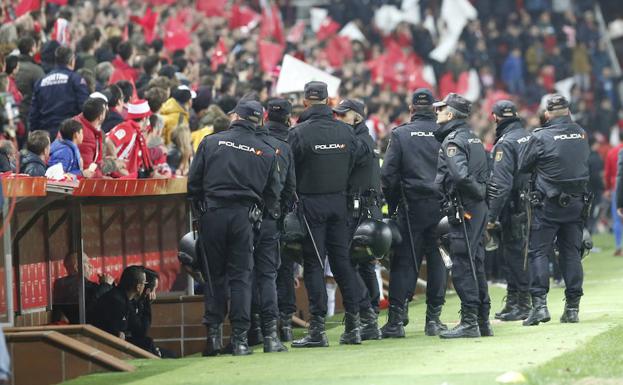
[107, 100, 153, 178]
[52, 252, 114, 324]
[19, 130, 50, 176]
[49, 119, 96, 177]
[101, 84, 125, 133]
[92, 265, 146, 340]
[161, 85, 195, 145]
[0, 140, 16, 172]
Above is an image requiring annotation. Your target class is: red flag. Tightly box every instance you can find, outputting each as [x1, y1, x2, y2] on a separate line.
[259, 4, 285, 45]
[15, 0, 40, 18]
[211, 37, 229, 72]
[316, 17, 340, 42]
[197, 0, 227, 17]
[229, 4, 261, 30]
[324, 36, 352, 68]
[259, 40, 284, 72]
[131, 8, 159, 44]
[287, 20, 306, 44]
[164, 16, 191, 52]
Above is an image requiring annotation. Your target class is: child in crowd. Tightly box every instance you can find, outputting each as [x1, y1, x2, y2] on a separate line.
[49, 119, 96, 178]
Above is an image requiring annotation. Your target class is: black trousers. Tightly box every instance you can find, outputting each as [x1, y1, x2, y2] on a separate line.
[500, 206, 530, 292]
[447, 200, 490, 310]
[252, 218, 281, 322]
[276, 256, 297, 315]
[388, 198, 447, 310]
[348, 204, 382, 313]
[529, 197, 584, 299]
[300, 193, 360, 316]
[201, 205, 254, 330]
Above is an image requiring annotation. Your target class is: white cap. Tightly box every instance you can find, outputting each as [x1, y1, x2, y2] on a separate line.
[90, 92, 108, 103]
[177, 85, 197, 99]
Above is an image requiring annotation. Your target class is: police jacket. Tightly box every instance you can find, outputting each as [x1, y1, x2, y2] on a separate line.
[263, 121, 296, 214]
[486, 118, 532, 222]
[29, 66, 90, 138]
[518, 116, 589, 198]
[348, 121, 381, 199]
[434, 119, 489, 203]
[188, 119, 280, 217]
[288, 104, 365, 195]
[382, 111, 439, 210]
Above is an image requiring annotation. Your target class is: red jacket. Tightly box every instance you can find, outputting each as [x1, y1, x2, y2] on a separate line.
[604, 143, 623, 191]
[107, 120, 152, 178]
[75, 113, 103, 170]
[110, 57, 138, 83]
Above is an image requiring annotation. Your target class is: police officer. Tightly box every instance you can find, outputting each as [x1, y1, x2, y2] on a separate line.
[433, 93, 492, 338]
[263, 99, 299, 343]
[288, 81, 367, 347]
[518, 94, 590, 326]
[188, 100, 280, 356]
[334, 98, 382, 340]
[249, 98, 296, 352]
[486, 100, 532, 321]
[380, 89, 448, 338]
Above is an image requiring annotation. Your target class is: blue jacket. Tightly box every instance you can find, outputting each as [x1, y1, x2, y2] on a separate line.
[19, 150, 47, 177]
[49, 139, 82, 175]
[29, 66, 89, 139]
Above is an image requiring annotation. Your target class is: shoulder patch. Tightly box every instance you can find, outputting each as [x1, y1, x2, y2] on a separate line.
[495, 150, 503, 162]
[114, 129, 126, 140]
[446, 145, 458, 157]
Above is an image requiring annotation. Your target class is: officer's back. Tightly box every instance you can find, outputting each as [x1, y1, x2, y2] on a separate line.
[30, 46, 89, 139]
[382, 89, 439, 204]
[188, 102, 277, 207]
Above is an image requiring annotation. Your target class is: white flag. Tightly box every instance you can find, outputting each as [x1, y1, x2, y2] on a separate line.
[276, 55, 341, 97]
[429, 0, 477, 63]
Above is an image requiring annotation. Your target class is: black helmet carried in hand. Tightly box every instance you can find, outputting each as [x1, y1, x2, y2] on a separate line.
[382, 217, 402, 246]
[280, 211, 306, 264]
[178, 231, 205, 284]
[351, 219, 393, 263]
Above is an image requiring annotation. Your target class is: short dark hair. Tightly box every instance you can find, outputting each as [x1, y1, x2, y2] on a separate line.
[82, 98, 106, 122]
[172, 57, 187, 73]
[118, 265, 145, 292]
[55, 46, 74, 66]
[17, 36, 36, 56]
[213, 116, 230, 133]
[105, 84, 122, 108]
[115, 80, 134, 103]
[79, 34, 95, 53]
[59, 119, 83, 141]
[27, 131, 50, 155]
[117, 41, 133, 62]
[142, 55, 160, 75]
[4, 56, 19, 76]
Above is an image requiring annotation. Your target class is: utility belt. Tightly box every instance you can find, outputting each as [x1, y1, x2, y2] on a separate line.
[529, 190, 591, 211]
[348, 190, 381, 219]
[204, 198, 263, 231]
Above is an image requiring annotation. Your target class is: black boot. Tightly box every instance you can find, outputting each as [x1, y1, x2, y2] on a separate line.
[381, 305, 405, 338]
[500, 291, 531, 321]
[560, 297, 580, 323]
[247, 313, 263, 346]
[439, 306, 481, 339]
[360, 307, 381, 341]
[478, 304, 494, 337]
[495, 290, 518, 319]
[202, 324, 222, 357]
[339, 312, 362, 345]
[424, 304, 448, 336]
[279, 312, 294, 342]
[522, 295, 551, 326]
[262, 319, 288, 353]
[291, 316, 329, 348]
[230, 328, 253, 356]
[402, 299, 410, 326]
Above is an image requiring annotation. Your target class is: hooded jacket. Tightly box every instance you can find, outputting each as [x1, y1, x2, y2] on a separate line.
[20, 150, 46, 177]
[161, 98, 189, 145]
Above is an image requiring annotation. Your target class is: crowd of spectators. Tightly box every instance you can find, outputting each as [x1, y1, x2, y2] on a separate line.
[0, 0, 620, 181]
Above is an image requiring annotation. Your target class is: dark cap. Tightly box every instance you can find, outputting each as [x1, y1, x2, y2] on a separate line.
[231, 100, 263, 124]
[304, 81, 328, 101]
[546, 94, 569, 111]
[267, 98, 292, 121]
[433, 93, 471, 115]
[492, 100, 517, 118]
[171, 85, 196, 105]
[333, 99, 365, 117]
[192, 86, 213, 113]
[411, 88, 435, 106]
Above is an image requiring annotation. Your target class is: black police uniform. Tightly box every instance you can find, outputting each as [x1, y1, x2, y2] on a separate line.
[487, 111, 533, 321]
[188, 111, 280, 355]
[519, 112, 589, 325]
[249, 118, 296, 352]
[380, 107, 448, 337]
[288, 92, 367, 347]
[435, 102, 491, 338]
[266, 119, 299, 340]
